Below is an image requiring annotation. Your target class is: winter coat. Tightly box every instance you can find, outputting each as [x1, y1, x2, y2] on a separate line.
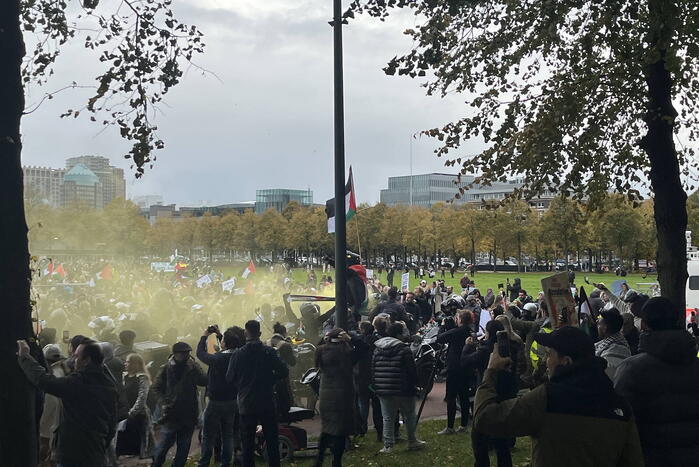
[353, 332, 375, 398]
[152, 356, 207, 428]
[372, 337, 417, 397]
[506, 280, 522, 303]
[594, 333, 631, 380]
[437, 325, 471, 373]
[122, 373, 155, 458]
[475, 357, 643, 467]
[615, 329, 699, 467]
[196, 336, 237, 402]
[19, 357, 118, 467]
[370, 299, 408, 323]
[316, 340, 357, 436]
[415, 296, 433, 324]
[226, 339, 288, 415]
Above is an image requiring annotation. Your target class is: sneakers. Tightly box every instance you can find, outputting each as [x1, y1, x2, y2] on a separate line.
[437, 427, 455, 435]
[408, 439, 427, 450]
[455, 426, 468, 433]
[379, 446, 393, 454]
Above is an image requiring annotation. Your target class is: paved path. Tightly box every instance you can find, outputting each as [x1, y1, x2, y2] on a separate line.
[119, 382, 449, 466]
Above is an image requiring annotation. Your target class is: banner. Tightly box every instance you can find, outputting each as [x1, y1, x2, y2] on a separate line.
[151, 262, 175, 273]
[401, 272, 410, 292]
[541, 272, 578, 328]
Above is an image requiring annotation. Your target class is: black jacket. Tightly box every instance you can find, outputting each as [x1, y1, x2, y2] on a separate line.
[152, 356, 207, 428]
[415, 296, 432, 324]
[615, 330, 699, 467]
[19, 357, 118, 467]
[437, 325, 471, 372]
[370, 299, 408, 323]
[372, 337, 417, 397]
[196, 336, 237, 402]
[226, 339, 289, 415]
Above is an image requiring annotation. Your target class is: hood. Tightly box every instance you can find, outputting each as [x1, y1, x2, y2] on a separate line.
[550, 356, 612, 393]
[375, 336, 405, 350]
[639, 330, 698, 365]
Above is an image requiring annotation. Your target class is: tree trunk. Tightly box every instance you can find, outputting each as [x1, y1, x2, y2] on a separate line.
[0, 2, 37, 465]
[643, 0, 686, 322]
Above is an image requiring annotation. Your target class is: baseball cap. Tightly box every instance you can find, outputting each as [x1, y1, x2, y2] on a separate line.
[172, 341, 192, 353]
[533, 326, 594, 361]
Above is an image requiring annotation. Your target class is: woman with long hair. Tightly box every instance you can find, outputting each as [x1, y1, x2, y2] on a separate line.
[116, 353, 155, 459]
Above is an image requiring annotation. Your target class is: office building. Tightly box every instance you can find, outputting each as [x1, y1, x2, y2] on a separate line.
[132, 195, 164, 209]
[61, 163, 104, 209]
[255, 188, 313, 214]
[66, 155, 126, 207]
[380, 173, 555, 211]
[23, 166, 65, 207]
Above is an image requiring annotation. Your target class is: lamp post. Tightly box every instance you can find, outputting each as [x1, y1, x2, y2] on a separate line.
[332, 0, 347, 330]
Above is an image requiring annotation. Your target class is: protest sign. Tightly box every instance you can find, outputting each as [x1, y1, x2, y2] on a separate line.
[401, 272, 410, 292]
[366, 269, 374, 279]
[541, 272, 578, 328]
[196, 274, 212, 288]
[477, 308, 491, 337]
[151, 261, 175, 273]
[222, 278, 236, 292]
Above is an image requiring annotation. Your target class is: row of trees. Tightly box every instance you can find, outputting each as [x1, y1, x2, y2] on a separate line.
[26, 193, 697, 271]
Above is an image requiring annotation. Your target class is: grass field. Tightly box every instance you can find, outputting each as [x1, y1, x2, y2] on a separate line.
[182, 419, 533, 467]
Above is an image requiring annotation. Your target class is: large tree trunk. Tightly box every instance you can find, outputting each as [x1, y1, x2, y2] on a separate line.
[643, 0, 686, 323]
[0, 2, 37, 466]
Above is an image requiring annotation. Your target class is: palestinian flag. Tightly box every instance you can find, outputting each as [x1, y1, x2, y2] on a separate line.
[325, 166, 357, 234]
[96, 263, 113, 280]
[242, 260, 256, 279]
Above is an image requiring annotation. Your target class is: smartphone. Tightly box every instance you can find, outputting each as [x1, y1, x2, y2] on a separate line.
[62, 330, 70, 344]
[497, 283, 504, 290]
[496, 330, 510, 358]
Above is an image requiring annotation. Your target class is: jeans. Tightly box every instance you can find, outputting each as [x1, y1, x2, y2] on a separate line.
[240, 411, 279, 467]
[471, 429, 513, 467]
[378, 396, 418, 448]
[198, 400, 239, 467]
[152, 424, 195, 467]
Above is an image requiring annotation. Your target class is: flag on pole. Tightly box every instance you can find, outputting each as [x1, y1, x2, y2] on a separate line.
[242, 260, 256, 279]
[325, 166, 357, 234]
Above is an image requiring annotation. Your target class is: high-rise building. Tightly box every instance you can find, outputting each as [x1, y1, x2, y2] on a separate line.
[66, 155, 126, 207]
[61, 163, 103, 209]
[255, 188, 313, 213]
[22, 166, 65, 207]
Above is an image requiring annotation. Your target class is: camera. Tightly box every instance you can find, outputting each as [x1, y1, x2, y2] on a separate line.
[207, 325, 222, 338]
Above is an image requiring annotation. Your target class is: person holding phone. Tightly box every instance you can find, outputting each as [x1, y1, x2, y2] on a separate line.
[473, 326, 643, 467]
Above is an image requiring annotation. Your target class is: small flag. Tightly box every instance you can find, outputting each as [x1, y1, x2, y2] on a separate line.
[242, 260, 256, 279]
[43, 259, 54, 277]
[54, 264, 66, 278]
[325, 166, 357, 234]
[96, 264, 113, 280]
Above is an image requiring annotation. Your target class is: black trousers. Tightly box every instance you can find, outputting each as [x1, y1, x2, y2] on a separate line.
[471, 429, 513, 467]
[240, 411, 279, 467]
[315, 433, 346, 467]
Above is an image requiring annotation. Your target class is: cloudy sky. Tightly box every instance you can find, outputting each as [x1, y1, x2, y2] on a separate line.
[21, 0, 476, 206]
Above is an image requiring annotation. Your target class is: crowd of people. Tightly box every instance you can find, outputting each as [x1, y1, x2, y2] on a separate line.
[15, 258, 699, 467]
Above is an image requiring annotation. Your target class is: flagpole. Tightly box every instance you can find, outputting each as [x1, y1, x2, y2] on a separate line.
[332, 0, 348, 330]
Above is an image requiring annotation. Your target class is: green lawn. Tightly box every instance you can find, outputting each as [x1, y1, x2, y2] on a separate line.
[182, 419, 533, 466]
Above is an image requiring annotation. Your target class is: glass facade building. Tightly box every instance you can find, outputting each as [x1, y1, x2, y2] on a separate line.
[255, 189, 313, 213]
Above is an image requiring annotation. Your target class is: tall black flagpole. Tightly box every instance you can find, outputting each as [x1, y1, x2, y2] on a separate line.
[332, 0, 348, 330]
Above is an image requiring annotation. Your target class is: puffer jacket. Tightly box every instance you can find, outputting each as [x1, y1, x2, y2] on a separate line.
[372, 337, 417, 397]
[614, 329, 699, 467]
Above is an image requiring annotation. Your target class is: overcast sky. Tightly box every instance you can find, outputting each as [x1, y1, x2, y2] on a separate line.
[20, 0, 478, 206]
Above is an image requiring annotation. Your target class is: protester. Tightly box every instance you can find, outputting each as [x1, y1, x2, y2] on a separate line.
[38, 344, 70, 467]
[473, 326, 644, 467]
[436, 310, 474, 434]
[152, 341, 208, 467]
[614, 297, 699, 467]
[226, 320, 288, 467]
[114, 329, 137, 361]
[403, 292, 421, 333]
[269, 322, 297, 418]
[353, 321, 375, 437]
[369, 286, 408, 323]
[372, 322, 426, 453]
[314, 328, 361, 466]
[116, 353, 155, 459]
[621, 312, 640, 355]
[196, 326, 244, 467]
[506, 278, 522, 302]
[595, 310, 631, 379]
[18, 339, 118, 467]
